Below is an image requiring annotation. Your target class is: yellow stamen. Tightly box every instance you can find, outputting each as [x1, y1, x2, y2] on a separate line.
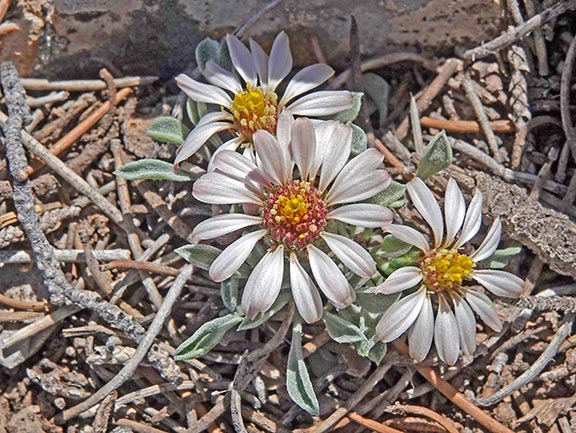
[422, 248, 475, 292]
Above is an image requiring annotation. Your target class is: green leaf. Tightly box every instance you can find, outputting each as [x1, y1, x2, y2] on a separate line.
[355, 291, 400, 315]
[354, 337, 375, 357]
[362, 73, 390, 128]
[377, 234, 412, 258]
[286, 322, 319, 415]
[175, 314, 243, 360]
[218, 39, 233, 72]
[485, 246, 522, 269]
[368, 181, 406, 207]
[221, 278, 239, 312]
[114, 159, 199, 182]
[350, 124, 368, 156]
[332, 92, 363, 123]
[416, 130, 452, 180]
[323, 311, 367, 344]
[195, 37, 221, 72]
[175, 244, 221, 271]
[367, 340, 387, 364]
[147, 116, 189, 146]
[186, 99, 208, 126]
[237, 292, 291, 330]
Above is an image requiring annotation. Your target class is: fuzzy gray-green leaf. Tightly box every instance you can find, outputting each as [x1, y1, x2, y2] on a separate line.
[195, 37, 221, 72]
[323, 311, 367, 344]
[350, 124, 368, 156]
[332, 92, 363, 123]
[237, 292, 291, 330]
[175, 314, 243, 360]
[417, 130, 452, 180]
[368, 181, 406, 207]
[362, 73, 390, 128]
[147, 116, 189, 146]
[114, 159, 198, 182]
[286, 323, 319, 415]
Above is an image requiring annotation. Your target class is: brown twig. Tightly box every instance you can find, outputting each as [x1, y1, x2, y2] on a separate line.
[462, 0, 576, 60]
[0, 0, 9, 22]
[420, 117, 514, 134]
[28, 87, 131, 175]
[560, 28, 576, 162]
[20, 76, 158, 92]
[388, 404, 460, 433]
[101, 260, 180, 277]
[395, 59, 463, 140]
[335, 412, 405, 433]
[0, 293, 46, 312]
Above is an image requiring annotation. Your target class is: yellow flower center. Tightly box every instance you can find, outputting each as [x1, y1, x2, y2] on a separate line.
[422, 248, 475, 292]
[262, 180, 327, 249]
[230, 84, 278, 141]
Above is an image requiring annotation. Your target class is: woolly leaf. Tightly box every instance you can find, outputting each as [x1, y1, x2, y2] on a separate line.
[323, 311, 367, 344]
[195, 37, 221, 72]
[332, 92, 363, 123]
[147, 116, 189, 146]
[114, 159, 198, 182]
[350, 124, 368, 156]
[417, 130, 452, 180]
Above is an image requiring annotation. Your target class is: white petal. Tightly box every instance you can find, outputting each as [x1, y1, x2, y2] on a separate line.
[407, 177, 444, 247]
[307, 244, 355, 309]
[226, 34, 257, 87]
[289, 253, 323, 323]
[191, 214, 262, 241]
[196, 110, 235, 128]
[203, 60, 242, 93]
[207, 137, 245, 172]
[193, 172, 262, 205]
[453, 295, 477, 356]
[291, 117, 316, 180]
[210, 150, 272, 187]
[276, 110, 294, 148]
[318, 122, 353, 192]
[209, 230, 266, 282]
[287, 90, 354, 116]
[280, 64, 335, 107]
[327, 204, 393, 228]
[174, 121, 234, 166]
[386, 224, 430, 252]
[309, 120, 336, 180]
[241, 247, 284, 319]
[434, 296, 460, 365]
[268, 31, 292, 91]
[249, 39, 269, 89]
[175, 74, 232, 106]
[321, 232, 376, 278]
[376, 286, 426, 342]
[408, 294, 434, 361]
[464, 290, 502, 331]
[252, 130, 289, 185]
[444, 178, 466, 245]
[472, 269, 524, 298]
[471, 217, 502, 262]
[374, 266, 423, 294]
[455, 189, 483, 248]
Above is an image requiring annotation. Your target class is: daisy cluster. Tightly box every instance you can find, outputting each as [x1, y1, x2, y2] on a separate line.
[158, 32, 523, 369]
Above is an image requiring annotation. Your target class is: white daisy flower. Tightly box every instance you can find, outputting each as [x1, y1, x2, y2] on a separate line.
[190, 112, 393, 323]
[173, 31, 354, 166]
[375, 177, 524, 365]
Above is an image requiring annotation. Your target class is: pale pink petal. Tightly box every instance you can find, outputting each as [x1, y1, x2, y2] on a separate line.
[210, 150, 272, 187]
[203, 60, 242, 93]
[327, 204, 393, 228]
[191, 214, 262, 241]
[472, 269, 524, 298]
[287, 90, 354, 116]
[455, 189, 483, 248]
[209, 230, 266, 282]
[289, 253, 323, 323]
[471, 218, 502, 262]
[249, 39, 269, 89]
[226, 34, 257, 87]
[386, 224, 430, 252]
[174, 121, 234, 166]
[407, 177, 444, 247]
[279, 64, 335, 107]
[207, 137, 245, 172]
[175, 74, 232, 106]
[196, 110, 235, 128]
[453, 295, 477, 356]
[252, 130, 289, 185]
[291, 117, 316, 180]
[193, 172, 262, 205]
[376, 286, 426, 342]
[464, 290, 502, 331]
[307, 244, 355, 309]
[276, 110, 294, 148]
[321, 232, 376, 278]
[318, 122, 353, 193]
[241, 246, 284, 319]
[444, 178, 466, 245]
[374, 266, 423, 294]
[267, 31, 292, 91]
[309, 120, 335, 180]
[408, 294, 434, 361]
[434, 295, 460, 365]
